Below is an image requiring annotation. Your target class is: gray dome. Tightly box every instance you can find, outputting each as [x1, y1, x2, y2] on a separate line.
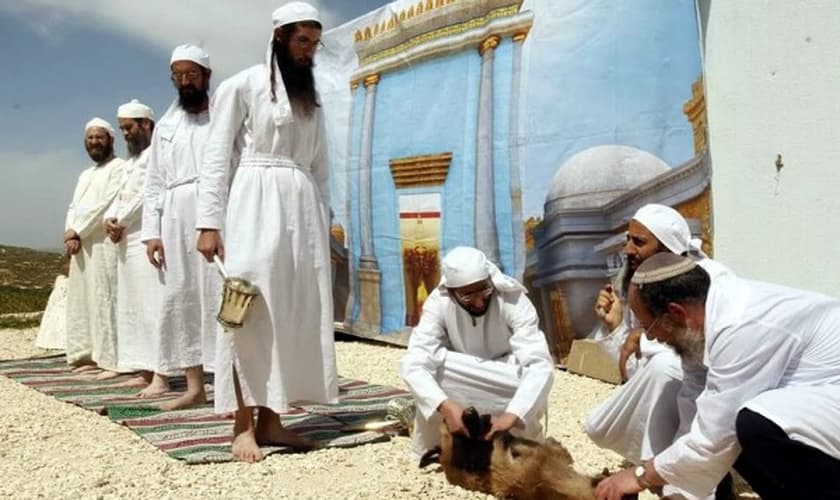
[545, 145, 669, 212]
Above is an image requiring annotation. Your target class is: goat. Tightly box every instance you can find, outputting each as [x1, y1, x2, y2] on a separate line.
[420, 407, 636, 500]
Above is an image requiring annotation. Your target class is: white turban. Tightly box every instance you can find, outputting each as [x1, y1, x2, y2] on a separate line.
[632, 203, 707, 258]
[170, 44, 210, 70]
[272, 1, 321, 28]
[117, 99, 154, 120]
[439, 246, 527, 293]
[84, 117, 115, 138]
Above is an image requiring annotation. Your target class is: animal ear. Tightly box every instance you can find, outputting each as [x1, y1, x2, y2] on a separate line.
[419, 447, 441, 468]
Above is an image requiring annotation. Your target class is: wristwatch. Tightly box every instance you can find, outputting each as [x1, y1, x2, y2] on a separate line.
[634, 465, 652, 490]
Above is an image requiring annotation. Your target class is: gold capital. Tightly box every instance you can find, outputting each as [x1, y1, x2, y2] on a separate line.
[363, 74, 380, 87]
[512, 30, 529, 43]
[478, 35, 501, 56]
[350, 79, 361, 91]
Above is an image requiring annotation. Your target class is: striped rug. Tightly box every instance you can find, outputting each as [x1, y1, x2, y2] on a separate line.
[0, 355, 413, 463]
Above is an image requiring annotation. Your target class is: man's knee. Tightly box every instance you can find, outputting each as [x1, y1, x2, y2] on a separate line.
[735, 408, 771, 452]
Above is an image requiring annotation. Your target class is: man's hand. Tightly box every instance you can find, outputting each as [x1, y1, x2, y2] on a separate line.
[145, 239, 166, 269]
[63, 230, 80, 255]
[594, 284, 623, 331]
[619, 328, 644, 383]
[104, 218, 123, 243]
[196, 229, 224, 263]
[438, 400, 467, 436]
[595, 468, 643, 500]
[483, 412, 520, 440]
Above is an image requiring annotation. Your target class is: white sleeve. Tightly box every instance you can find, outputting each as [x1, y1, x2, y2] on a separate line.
[116, 171, 145, 227]
[399, 292, 450, 419]
[142, 134, 165, 241]
[311, 109, 330, 214]
[503, 292, 555, 423]
[653, 321, 802, 496]
[197, 75, 247, 230]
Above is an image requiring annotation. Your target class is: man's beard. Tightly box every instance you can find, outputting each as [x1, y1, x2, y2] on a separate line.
[671, 326, 705, 367]
[178, 83, 209, 112]
[274, 40, 318, 117]
[126, 132, 151, 157]
[86, 142, 113, 163]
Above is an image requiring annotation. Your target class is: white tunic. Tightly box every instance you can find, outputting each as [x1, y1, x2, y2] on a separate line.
[197, 64, 338, 413]
[654, 276, 840, 496]
[142, 103, 219, 374]
[35, 275, 68, 350]
[105, 149, 160, 371]
[400, 285, 555, 455]
[65, 157, 124, 368]
[587, 258, 733, 465]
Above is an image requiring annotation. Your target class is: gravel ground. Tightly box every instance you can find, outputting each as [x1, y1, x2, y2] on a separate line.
[0, 327, 655, 500]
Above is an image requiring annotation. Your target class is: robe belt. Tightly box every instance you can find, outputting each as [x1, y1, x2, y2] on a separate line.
[163, 175, 199, 218]
[238, 153, 302, 170]
[165, 175, 199, 190]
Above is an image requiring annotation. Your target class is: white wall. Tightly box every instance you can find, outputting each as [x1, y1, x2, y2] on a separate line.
[705, 0, 840, 296]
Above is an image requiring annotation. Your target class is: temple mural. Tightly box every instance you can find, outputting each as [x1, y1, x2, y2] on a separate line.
[317, 0, 709, 354]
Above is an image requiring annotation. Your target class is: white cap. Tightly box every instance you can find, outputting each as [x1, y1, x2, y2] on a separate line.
[170, 44, 210, 70]
[117, 99, 154, 119]
[632, 203, 704, 256]
[441, 247, 491, 288]
[85, 117, 115, 138]
[272, 1, 321, 28]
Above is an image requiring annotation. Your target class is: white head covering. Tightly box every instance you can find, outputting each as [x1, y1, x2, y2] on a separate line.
[439, 246, 527, 293]
[272, 1, 321, 28]
[117, 99, 154, 120]
[265, 2, 321, 126]
[632, 203, 707, 258]
[170, 44, 210, 70]
[84, 117, 115, 138]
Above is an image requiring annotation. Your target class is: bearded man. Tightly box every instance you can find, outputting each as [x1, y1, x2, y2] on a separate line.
[65, 118, 125, 375]
[400, 246, 555, 463]
[142, 44, 219, 409]
[196, 2, 337, 463]
[596, 253, 840, 500]
[104, 99, 159, 385]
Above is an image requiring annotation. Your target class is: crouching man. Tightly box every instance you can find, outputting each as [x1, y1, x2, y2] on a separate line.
[400, 246, 555, 460]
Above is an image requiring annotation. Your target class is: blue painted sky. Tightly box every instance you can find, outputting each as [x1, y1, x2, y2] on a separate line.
[0, 0, 390, 250]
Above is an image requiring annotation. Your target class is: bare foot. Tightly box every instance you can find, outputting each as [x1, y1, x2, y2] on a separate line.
[72, 364, 99, 374]
[158, 390, 207, 411]
[232, 427, 263, 463]
[113, 375, 148, 388]
[94, 370, 121, 381]
[137, 374, 169, 398]
[256, 412, 321, 451]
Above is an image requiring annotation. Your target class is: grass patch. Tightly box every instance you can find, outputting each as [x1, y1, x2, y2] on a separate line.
[0, 285, 51, 315]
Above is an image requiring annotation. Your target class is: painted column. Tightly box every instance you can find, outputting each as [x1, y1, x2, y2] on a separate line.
[509, 31, 528, 280]
[359, 73, 380, 270]
[475, 35, 501, 266]
[343, 80, 360, 325]
[356, 73, 382, 336]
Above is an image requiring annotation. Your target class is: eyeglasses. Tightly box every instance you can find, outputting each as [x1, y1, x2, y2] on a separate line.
[643, 315, 669, 337]
[454, 284, 494, 303]
[291, 36, 325, 50]
[171, 70, 203, 82]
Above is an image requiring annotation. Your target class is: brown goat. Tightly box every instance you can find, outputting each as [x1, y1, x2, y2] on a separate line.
[420, 407, 635, 500]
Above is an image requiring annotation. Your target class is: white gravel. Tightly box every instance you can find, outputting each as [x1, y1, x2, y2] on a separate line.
[0, 328, 656, 500]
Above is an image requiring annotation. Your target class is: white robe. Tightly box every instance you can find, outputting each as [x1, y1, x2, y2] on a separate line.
[654, 276, 840, 497]
[105, 149, 159, 372]
[35, 275, 67, 350]
[400, 284, 555, 457]
[197, 64, 337, 414]
[142, 104, 219, 374]
[65, 157, 124, 368]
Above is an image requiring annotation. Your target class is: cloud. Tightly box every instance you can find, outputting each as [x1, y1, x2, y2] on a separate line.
[0, 1, 343, 79]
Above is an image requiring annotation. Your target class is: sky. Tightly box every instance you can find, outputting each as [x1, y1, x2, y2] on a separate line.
[0, 0, 391, 250]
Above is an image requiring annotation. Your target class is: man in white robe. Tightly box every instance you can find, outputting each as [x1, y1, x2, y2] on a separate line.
[141, 45, 219, 408]
[400, 246, 555, 461]
[64, 118, 124, 376]
[585, 205, 732, 498]
[35, 255, 69, 350]
[105, 99, 159, 384]
[196, 2, 337, 463]
[596, 254, 840, 500]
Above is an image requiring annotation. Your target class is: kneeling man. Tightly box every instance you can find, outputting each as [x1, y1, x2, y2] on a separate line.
[596, 253, 840, 500]
[400, 246, 555, 460]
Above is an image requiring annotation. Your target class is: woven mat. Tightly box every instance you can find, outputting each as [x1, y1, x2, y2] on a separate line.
[0, 355, 412, 463]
